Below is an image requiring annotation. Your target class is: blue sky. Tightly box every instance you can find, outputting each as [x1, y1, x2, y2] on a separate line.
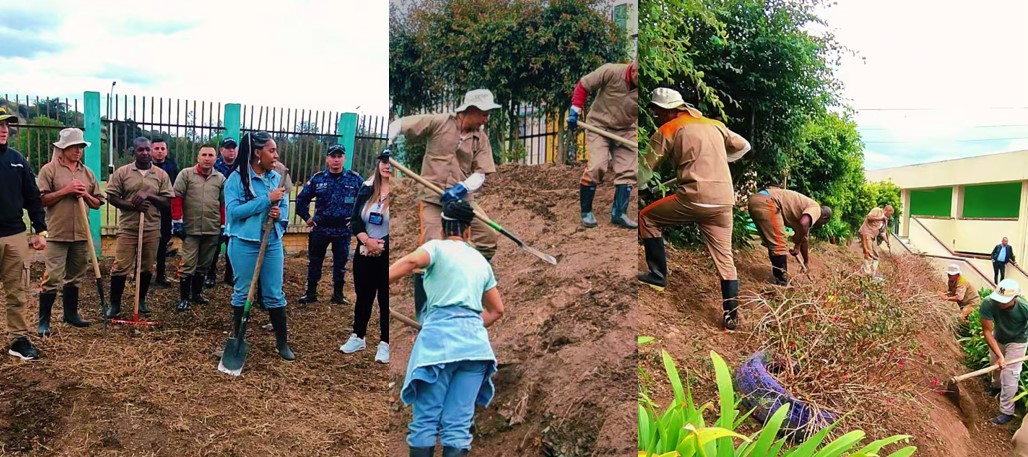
[817, 0, 1028, 170]
[0, 0, 389, 118]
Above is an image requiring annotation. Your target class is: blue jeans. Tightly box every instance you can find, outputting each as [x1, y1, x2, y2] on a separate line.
[228, 237, 285, 309]
[407, 360, 491, 450]
[307, 231, 351, 287]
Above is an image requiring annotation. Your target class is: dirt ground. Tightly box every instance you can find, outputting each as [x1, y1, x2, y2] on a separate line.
[387, 163, 637, 456]
[0, 252, 390, 456]
[638, 239, 1016, 456]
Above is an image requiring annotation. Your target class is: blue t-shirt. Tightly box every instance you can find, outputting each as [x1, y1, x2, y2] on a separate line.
[421, 239, 496, 315]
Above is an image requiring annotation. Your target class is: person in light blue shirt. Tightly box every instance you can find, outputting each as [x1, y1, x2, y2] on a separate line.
[224, 131, 293, 361]
[992, 237, 1017, 284]
[389, 199, 505, 457]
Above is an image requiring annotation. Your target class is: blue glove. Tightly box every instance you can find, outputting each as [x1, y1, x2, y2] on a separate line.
[566, 107, 580, 131]
[172, 220, 185, 239]
[441, 183, 468, 204]
[219, 225, 228, 243]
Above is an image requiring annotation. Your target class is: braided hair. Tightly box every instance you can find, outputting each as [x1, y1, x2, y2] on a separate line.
[236, 131, 272, 201]
[442, 199, 475, 238]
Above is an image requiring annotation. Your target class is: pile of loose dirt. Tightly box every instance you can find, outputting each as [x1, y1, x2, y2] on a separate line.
[0, 255, 389, 456]
[639, 240, 1014, 456]
[387, 163, 637, 456]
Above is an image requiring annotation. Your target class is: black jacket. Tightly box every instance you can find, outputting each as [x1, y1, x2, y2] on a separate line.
[350, 181, 388, 251]
[992, 244, 1016, 264]
[0, 145, 46, 237]
[153, 157, 179, 223]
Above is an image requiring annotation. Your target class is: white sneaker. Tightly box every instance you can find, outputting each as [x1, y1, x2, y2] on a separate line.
[339, 334, 366, 354]
[375, 342, 389, 364]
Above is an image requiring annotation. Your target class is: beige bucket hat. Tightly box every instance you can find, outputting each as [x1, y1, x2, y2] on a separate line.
[649, 87, 702, 117]
[53, 128, 90, 149]
[456, 89, 502, 113]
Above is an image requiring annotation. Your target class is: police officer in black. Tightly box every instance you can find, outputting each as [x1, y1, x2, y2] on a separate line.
[209, 137, 239, 287]
[151, 138, 179, 287]
[296, 144, 364, 305]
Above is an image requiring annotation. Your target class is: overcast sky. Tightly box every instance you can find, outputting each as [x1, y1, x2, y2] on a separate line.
[0, 0, 388, 124]
[818, 0, 1028, 170]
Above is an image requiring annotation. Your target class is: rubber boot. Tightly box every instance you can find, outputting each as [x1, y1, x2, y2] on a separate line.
[37, 292, 56, 336]
[191, 274, 209, 305]
[409, 447, 435, 457]
[154, 262, 171, 288]
[638, 238, 668, 291]
[298, 282, 319, 304]
[611, 184, 638, 229]
[330, 283, 347, 305]
[176, 275, 191, 312]
[137, 272, 153, 315]
[442, 446, 470, 457]
[413, 273, 427, 321]
[721, 279, 740, 331]
[769, 254, 788, 286]
[580, 184, 598, 228]
[223, 257, 234, 286]
[267, 307, 295, 361]
[106, 276, 126, 319]
[61, 286, 90, 327]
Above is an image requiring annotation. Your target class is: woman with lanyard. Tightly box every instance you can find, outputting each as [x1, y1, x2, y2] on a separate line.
[223, 131, 293, 361]
[389, 198, 505, 457]
[340, 149, 391, 363]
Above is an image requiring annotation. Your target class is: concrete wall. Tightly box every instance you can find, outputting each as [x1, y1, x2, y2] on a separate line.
[865, 149, 1028, 188]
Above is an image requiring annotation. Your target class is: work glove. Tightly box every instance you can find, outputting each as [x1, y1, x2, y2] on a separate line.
[566, 106, 581, 131]
[441, 184, 468, 204]
[219, 225, 228, 243]
[172, 220, 185, 239]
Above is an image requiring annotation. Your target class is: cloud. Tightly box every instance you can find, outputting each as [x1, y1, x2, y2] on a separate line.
[0, 33, 64, 58]
[0, 8, 62, 32]
[113, 18, 197, 36]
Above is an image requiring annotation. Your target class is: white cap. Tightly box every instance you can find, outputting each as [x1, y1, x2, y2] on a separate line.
[455, 89, 501, 113]
[990, 279, 1021, 304]
[945, 264, 961, 275]
[649, 87, 702, 117]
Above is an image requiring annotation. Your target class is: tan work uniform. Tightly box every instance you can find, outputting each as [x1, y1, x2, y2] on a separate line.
[174, 166, 225, 276]
[578, 63, 638, 186]
[36, 156, 105, 293]
[747, 189, 821, 256]
[399, 113, 499, 259]
[640, 110, 749, 280]
[859, 207, 888, 261]
[947, 274, 980, 314]
[106, 164, 174, 276]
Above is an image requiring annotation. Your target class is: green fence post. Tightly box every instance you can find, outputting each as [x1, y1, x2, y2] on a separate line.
[337, 113, 358, 171]
[83, 91, 102, 256]
[225, 103, 241, 142]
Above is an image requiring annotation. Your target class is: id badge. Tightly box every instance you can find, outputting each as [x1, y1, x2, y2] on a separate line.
[369, 212, 384, 225]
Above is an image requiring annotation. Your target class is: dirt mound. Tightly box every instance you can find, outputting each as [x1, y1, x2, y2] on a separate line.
[0, 256, 389, 456]
[638, 240, 1013, 456]
[387, 163, 637, 456]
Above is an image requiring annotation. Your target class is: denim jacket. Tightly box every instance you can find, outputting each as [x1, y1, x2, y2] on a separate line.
[224, 167, 289, 242]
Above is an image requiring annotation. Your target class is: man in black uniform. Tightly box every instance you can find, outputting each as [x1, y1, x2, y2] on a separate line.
[151, 138, 179, 287]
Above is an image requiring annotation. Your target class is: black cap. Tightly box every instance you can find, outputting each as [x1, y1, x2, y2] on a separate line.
[326, 144, 346, 156]
[0, 110, 19, 125]
[220, 137, 237, 148]
[377, 147, 391, 161]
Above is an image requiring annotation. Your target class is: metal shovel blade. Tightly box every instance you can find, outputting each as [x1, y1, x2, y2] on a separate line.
[218, 336, 248, 377]
[520, 243, 557, 266]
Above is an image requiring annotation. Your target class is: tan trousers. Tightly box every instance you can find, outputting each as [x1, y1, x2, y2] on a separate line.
[0, 234, 29, 340]
[640, 194, 737, 280]
[112, 230, 161, 277]
[179, 235, 219, 276]
[580, 130, 637, 186]
[747, 193, 789, 256]
[1013, 418, 1028, 456]
[419, 200, 498, 260]
[990, 341, 1028, 416]
[42, 240, 89, 293]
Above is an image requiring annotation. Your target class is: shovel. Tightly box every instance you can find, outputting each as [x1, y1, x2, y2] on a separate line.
[218, 214, 276, 377]
[945, 355, 1028, 414]
[791, 252, 811, 281]
[111, 212, 158, 327]
[78, 198, 108, 332]
[388, 158, 557, 266]
[576, 121, 637, 149]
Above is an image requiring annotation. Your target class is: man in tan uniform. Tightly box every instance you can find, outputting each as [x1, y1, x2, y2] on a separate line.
[747, 187, 831, 285]
[387, 88, 501, 318]
[36, 128, 105, 336]
[639, 88, 751, 330]
[567, 59, 638, 229]
[171, 145, 225, 312]
[104, 137, 174, 318]
[942, 264, 980, 320]
[859, 204, 893, 279]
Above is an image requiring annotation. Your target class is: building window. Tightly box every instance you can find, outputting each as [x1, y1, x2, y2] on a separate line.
[962, 182, 1021, 218]
[909, 187, 952, 217]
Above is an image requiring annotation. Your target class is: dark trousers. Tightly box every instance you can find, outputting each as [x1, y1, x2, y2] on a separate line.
[995, 261, 1008, 284]
[352, 242, 388, 342]
[156, 211, 172, 278]
[307, 231, 351, 288]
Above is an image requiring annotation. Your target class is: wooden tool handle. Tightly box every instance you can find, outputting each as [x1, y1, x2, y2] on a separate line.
[133, 212, 145, 316]
[953, 355, 1028, 381]
[390, 309, 422, 330]
[577, 121, 638, 149]
[388, 158, 492, 223]
[78, 198, 102, 278]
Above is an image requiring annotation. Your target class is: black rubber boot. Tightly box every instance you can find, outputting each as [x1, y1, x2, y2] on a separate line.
[442, 446, 470, 457]
[638, 238, 668, 291]
[409, 446, 435, 457]
[154, 268, 171, 288]
[231, 306, 245, 336]
[37, 292, 56, 336]
[191, 274, 209, 305]
[223, 257, 234, 286]
[267, 307, 295, 361]
[298, 282, 318, 304]
[770, 254, 789, 286]
[580, 184, 598, 228]
[413, 273, 427, 321]
[721, 279, 740, 331]
[176, 275, 191, 312]
[330, 283, 347, 305]
[61, 286, 90, 327]
[611, 184, 638, 229]
[138, 272, 153, 315]
[105, 276, 126, 319]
